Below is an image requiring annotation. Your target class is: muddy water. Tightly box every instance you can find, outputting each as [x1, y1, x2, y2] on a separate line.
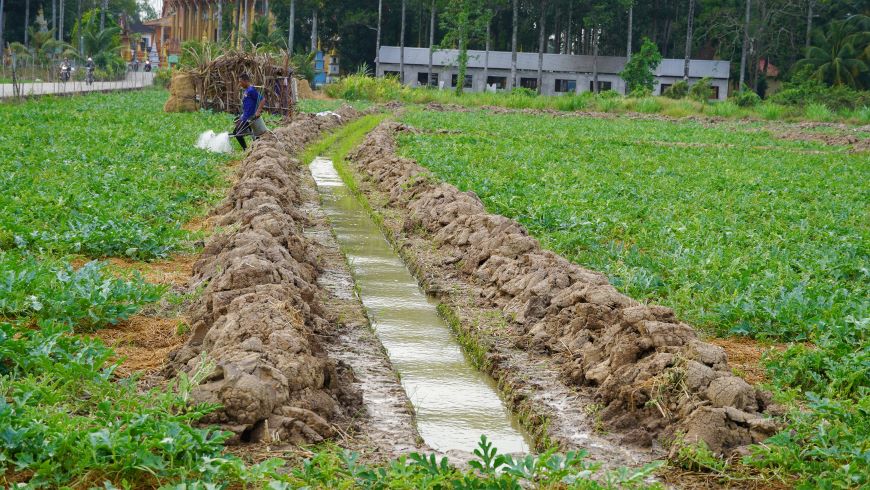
[310, 157, 530, 454]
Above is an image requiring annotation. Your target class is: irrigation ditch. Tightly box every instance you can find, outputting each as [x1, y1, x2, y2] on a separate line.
[165, 106, 782, 472]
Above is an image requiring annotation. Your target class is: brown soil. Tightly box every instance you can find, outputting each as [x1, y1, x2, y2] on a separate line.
[92, 315, 187, 377]
[344, 122, 780, 458]
[708, 337, 786, 386]
[69, 255, 196, 287]
[163, 107, 421, 453]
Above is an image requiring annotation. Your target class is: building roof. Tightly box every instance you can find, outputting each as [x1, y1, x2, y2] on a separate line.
[379, 46, 730, 80]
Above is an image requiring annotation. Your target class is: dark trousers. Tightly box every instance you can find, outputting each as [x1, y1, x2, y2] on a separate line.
[233, 119, 251, 150]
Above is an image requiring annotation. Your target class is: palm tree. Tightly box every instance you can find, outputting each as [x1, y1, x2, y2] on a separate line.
[287, 0, 295, 55]
[245, 15, 287, 52]
[797, 15, 870, 89]
[739, 0, 751, 90]
[375, 0, 383, 75]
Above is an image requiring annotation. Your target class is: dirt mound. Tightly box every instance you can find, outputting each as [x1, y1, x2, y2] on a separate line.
[168, 106, 363, 444]
[346, 122, 778, 456]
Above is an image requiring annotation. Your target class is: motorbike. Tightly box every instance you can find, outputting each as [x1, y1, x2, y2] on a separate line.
[60, 64, 71, 82]
[86, 67, 95, 85]
[144, 61, 152, 72]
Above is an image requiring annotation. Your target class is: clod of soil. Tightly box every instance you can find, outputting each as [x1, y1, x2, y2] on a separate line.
[346, 122, 779, 456]
[167, 107, 366, 445]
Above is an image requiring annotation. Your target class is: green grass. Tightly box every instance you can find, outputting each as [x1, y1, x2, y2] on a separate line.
[0, 89, 235, 260]
[394, 107, 869, 487]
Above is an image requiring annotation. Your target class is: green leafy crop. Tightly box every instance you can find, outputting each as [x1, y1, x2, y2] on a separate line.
[0, 89, 234, 260]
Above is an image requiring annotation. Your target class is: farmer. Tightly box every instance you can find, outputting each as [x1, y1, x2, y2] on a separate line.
[233, 73, 265, 150]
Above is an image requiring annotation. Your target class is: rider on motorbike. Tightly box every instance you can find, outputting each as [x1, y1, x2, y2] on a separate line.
[60, 58, 72, 82]
[86, 57, 95, 85]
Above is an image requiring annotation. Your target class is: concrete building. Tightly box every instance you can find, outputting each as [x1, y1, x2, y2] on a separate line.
[377, 46, 731, 100]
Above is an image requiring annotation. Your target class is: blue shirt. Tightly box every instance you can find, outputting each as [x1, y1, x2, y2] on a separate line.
[241, 85, 260, 122]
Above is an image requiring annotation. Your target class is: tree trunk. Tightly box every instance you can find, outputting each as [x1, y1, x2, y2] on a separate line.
[25, 0, 30, 47]
[264, 0, 268, 18]
[626, 3, 633, 58]
[0, 0, 5, 54]
[805, 0, 814, 50]
[510, 0, 517, 89]
[427, 0, 434, 86]
[217, 0, 223, 42]
[375, 0, 382, 75]
[310, 7, 317, 52]
[287, 0, 294, 55]
[553, 7, 560, 54]
[455, 5, 468, 96]
[100, 0, 106, 31]
[484, 14, 490, 90]
[52, 0, 56, 35]
[400, 0, 406, 83]
[593, 28, 599, 92]
[683, 0, 695, 81]
[77, 0, 82, 54]
[739, 0, 750, 90]
[566, 8, 572, 54]
[59, 0, 64, 41]
[536, 0, 547, 94]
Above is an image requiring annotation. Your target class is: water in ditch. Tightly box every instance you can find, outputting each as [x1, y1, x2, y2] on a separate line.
[310, 157, 530, 454]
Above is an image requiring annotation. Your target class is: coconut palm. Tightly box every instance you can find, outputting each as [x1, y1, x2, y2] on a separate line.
[798, 15, 870, 89]
[244, 15, 287, 52]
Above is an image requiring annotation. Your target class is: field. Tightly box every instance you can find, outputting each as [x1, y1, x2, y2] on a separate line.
[3, 85, 868, 488]
[395, 108, 869, 485]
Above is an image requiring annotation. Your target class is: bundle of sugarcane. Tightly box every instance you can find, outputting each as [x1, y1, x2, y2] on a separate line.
[194, 50, 295, 118]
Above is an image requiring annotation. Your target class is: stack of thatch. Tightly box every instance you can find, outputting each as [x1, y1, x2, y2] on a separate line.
[163, 71, 198, 112]
[189, 51, 295, 117]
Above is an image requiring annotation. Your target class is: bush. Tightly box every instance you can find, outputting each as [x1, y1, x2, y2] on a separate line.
[510, 87, 539, 97]
[805, 103, 834, 121]
[770, 67, 870, 110]
[595, 96, 621, 112]
[689, 77, 714, 102]
[324, 74, 403, 102]
[635, 97, 663, 113]
[732, 88, 761, 107]
[757, 102, 786, 120]
[852, 106, 870, 123]
[663, 80, 688, 99]
[708, 101, 740, 117]
[154, 67, 173, 88]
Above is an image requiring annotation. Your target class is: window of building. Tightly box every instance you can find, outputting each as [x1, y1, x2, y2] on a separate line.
[486, 76, 507, 90]
[417, 72, 439, 86]
[589, 80, 613, 92]
[520, 77, 538, 90]
[384, 71, 400, 79]
[660, 83, 672, 94]
[555, 79, 576, 93]
[711, 85, 720, 99]
[451, 74, 473, 88]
